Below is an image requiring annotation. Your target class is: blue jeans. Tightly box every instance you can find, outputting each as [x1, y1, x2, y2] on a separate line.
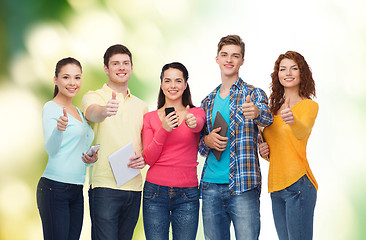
[143, 181, 199, 240]
[36, 177, 84, 240]
[271, 174, 317, 240]
[201, 182, 260, 240]
[88, 187, 141, 240]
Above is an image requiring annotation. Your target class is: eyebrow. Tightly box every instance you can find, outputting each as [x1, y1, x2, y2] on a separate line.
[280, 64, 298, 68]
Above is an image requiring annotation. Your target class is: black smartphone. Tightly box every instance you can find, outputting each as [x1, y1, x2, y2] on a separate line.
[164, 107, 177, 128]
[164, 107, 175, 116]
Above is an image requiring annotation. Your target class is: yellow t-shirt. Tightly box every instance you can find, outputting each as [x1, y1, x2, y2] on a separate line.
[82, 84, 148, 191]
[263, 99, 318, 193]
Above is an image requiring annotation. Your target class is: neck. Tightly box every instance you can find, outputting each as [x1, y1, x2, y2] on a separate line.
[53, 94, 73, 107]
[284, 88, 303, 106]
[107, 82, 129, 97]
[220, 75, 238, 93]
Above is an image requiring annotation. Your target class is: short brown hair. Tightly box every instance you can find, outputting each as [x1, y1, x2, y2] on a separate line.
[103, 44, 132, 67]
[217, 35, 245, 58]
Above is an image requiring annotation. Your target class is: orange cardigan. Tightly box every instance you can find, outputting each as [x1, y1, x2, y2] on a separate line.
[263, 99, 318, 193]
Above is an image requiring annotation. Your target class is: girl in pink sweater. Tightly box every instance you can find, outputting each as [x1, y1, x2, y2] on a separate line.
[142, 62, 205, 240]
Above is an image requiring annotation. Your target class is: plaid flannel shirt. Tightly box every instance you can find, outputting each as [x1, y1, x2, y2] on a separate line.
[199, 78, 273, 195]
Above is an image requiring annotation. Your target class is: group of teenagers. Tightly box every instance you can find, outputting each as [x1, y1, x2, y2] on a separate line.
[36, 34, 319, 240]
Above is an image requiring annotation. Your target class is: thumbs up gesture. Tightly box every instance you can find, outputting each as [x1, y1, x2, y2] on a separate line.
[280, 98, 294, 124]
[57, 107, 68, 131]
[184, 105, 197, 129]
[104, 92, 119, 117]
[242, 95, 259, 119]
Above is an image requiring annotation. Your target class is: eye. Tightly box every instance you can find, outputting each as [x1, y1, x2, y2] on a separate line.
[292, 67, 298, 70]
[63, 76, 69, 79]
[279, 68, 285, 71]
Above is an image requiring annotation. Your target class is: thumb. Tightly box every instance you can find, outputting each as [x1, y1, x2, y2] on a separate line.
[63, 107, 67, 117]
[285, 97, 290, 108]
[112, 91, 116, 100]
[246, 95, 251, 103]
[212, 127, 221, 133]
[186, 105, 190, 113]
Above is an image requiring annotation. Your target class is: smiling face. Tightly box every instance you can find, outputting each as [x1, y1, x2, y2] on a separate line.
[54, 63, 82, 99]
[278, 58, 301, 91]
[161, 68, 187, 103]
[216, 44, 244, 79]
[104, 53, 133, 87]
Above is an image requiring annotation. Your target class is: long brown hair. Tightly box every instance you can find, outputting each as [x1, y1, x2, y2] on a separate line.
[157, 62, 195, 109]
[53, 57, 82, 97]
[269, 51, 316, 114]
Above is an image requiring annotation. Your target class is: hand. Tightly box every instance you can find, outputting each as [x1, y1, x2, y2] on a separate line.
[242, 95, 259, 119]
[127, 153, 146, 169]
[258, 134, 269, 159]
[57, 107, 68, 131]
[103, 92, 119, 117]
[184, 105, 197, 129]
[82, 149, 98, 164]
[162, 110, 179, 132]
[280, 98, 294, 124]
[204, 127, 228, 151]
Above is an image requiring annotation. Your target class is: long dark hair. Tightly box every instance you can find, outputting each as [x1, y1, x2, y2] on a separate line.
[269, 51, 316, 114]
[53, 57, 82, 97]
[157, 62, 195, 109]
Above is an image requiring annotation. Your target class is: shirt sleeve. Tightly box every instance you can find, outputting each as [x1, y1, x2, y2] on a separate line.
[252, 88, 273, 127]
[289, 101, 318, 140]
[81, 91, 106, 113]
[198, 102, 210, 157]
[142, 112, 170, 166]
[42, 103, 63, 156]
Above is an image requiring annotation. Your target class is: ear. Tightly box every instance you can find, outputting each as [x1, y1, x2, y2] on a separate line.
[53, 76, 57, 85]
[184, 82, 188, 90]
[240, 58, 245, 66]
[215, 55, 219, 64]
[103, 65, 109, 75]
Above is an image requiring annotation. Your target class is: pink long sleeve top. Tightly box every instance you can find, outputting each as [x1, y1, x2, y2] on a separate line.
[142, 107, 205, 187]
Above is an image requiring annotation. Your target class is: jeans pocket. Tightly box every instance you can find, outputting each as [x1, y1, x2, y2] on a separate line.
[201, 181, 210, 191]
[143, 188, 157, 201]
[183, 187, 199, 201]
[49, 181, 70, 193]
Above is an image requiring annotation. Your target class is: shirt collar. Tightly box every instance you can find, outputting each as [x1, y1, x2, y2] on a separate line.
[102, 84, 131, 99]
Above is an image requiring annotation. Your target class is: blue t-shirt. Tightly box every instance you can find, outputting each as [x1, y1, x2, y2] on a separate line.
[203, 88, 230, 183]
[42, 101, 94, 185]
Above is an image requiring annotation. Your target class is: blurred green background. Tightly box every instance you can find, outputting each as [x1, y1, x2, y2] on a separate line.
[1, 0, 365, 239]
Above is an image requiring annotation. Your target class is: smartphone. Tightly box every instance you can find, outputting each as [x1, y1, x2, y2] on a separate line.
[164, 107, 175, 116]
[164, 107, 178, 128]
[87, 144, 100, 156]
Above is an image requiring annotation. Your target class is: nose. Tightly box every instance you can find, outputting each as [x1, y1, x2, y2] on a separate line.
[70, 77, 76, 85]
[286, 69, 292, 75]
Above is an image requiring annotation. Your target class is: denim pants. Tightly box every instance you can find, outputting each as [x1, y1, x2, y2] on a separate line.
[271, 174, 317, 240]
[36, 177, 84, 240]
[201, 182, 260, 240]
[88, 187, 141, 240]
[143, 181, 200, 240]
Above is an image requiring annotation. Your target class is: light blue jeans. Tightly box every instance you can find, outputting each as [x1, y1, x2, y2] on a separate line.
[271, 174, 317, 240]
[201, 182, 260, 240]
[143, 181, 200, 240]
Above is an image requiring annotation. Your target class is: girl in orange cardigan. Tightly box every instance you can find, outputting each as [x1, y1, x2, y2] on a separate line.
[259, 51, 318, 240]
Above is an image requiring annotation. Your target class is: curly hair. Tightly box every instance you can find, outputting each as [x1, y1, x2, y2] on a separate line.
[269, 51, 316, 114]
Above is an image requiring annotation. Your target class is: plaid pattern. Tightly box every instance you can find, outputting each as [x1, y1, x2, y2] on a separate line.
[199, 78, 273, 195]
